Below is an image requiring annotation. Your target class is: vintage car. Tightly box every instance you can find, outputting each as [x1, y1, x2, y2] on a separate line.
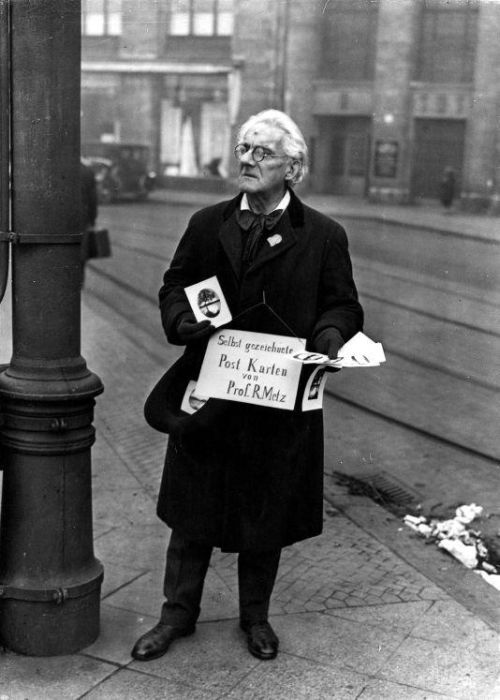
[82, 142, 157, 203]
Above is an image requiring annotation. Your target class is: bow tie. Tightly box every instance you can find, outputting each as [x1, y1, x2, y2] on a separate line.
[236, 208, 284, 265]
[236, 208, 284, 233]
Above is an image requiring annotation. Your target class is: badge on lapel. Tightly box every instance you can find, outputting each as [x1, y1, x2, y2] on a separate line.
[267, 233, 282, 248]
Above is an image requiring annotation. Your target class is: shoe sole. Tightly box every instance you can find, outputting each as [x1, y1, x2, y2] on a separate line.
[131, 627, 195, 662]
[248, 643, 278, 661]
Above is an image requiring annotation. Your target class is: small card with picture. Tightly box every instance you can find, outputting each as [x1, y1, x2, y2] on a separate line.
[184, 276, 232, 328]
[180, 380, 209, 414]
[301, 366, 329, 412]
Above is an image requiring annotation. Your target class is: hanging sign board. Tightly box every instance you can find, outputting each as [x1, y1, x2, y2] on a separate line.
[195, 329, 306, 411]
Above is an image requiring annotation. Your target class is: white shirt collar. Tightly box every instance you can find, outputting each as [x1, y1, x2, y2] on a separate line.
[240, 190, 291, 213]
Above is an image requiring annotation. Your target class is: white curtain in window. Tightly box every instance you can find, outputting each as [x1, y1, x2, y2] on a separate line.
[160, 99, 182, 172]
[85, 0, 105, 35]
[108, 0, 122, 35]
[170, 0, 190, 35]
[200, 101, 230, 173]
[217, 0, 234, 35]
[179, 117, 199, 176]
[227, 68, 241, 126]
[193, 12, 214, 34]
[193, 0, 214, 35]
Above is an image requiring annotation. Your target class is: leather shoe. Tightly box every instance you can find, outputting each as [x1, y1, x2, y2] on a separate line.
[240, 620, 279, 660]
[131, 622, 195, 661]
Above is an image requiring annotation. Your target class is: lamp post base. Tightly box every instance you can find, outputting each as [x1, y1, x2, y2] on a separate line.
[0, 567, 103, 656]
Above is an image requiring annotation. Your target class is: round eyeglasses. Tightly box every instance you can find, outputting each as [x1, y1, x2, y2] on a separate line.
[234, 143, 283, 163]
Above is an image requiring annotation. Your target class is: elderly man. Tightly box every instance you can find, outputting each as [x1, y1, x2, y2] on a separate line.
[131, 109, 363, 662]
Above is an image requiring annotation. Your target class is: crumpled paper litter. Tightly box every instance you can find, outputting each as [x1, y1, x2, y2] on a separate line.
[403, 504, 500, 589]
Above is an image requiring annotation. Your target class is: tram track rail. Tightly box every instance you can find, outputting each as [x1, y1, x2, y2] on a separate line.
[87, 257, 499, 391]
[85, 260, 500, 465]
[354, 259, 500, 309]
[338, 211, 500, 246]
[101, 231, 500, 313]
[97, 231, 500, 306]
[362, 290, 500, 338]
[324, 390, 499, 466]
[108, 240, 171, 263]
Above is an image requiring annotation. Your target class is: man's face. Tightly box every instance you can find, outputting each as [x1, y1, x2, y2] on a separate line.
[237, 123, 294, 199]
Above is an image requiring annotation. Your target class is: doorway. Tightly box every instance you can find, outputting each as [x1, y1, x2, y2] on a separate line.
[412, 119, 466, 200]
[314, 116, 371, 195]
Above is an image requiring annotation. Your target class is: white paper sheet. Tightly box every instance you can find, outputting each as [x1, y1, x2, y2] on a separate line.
[291, 332, 386, 369]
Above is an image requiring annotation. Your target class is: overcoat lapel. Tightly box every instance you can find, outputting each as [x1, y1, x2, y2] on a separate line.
[218, 194, 243, 280]
[218, 213, 243, 280]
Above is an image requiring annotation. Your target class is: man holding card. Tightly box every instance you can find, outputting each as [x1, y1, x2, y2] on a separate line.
[132, 109, 363, 662]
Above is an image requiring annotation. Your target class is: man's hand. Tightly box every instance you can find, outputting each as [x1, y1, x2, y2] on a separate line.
[313, 328, 344, 360]
[176, 313, 214, 344]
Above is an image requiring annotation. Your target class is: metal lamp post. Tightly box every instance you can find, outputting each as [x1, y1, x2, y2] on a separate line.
[0, 0, 104, 655]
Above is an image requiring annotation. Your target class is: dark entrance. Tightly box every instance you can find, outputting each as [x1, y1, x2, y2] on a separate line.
[412, 119, 466, 199]
[314, 116, 371, 195]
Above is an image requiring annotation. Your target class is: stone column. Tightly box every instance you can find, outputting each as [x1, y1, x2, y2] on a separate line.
[369, 0, 419, 203]
[462, 2, 500, 213]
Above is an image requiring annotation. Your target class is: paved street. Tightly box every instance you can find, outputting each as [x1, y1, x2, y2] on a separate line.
[85, 189, 500, 514]
[0, 191, 499, 698]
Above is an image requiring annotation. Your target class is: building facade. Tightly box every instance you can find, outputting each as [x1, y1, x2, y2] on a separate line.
[81, 0, 500, 209]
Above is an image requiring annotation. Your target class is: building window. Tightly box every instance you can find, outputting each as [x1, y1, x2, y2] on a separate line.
[83, 0, 122, 36]
[169, 0, 234, 37]
[415, 0, 478, 83]
[321, 0, 379, 81]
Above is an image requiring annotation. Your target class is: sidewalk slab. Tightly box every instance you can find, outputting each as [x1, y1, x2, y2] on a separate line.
[0, 654, 118, 700]
[84, 668, 217, 700]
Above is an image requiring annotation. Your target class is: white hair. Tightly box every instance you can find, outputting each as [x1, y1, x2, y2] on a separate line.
[236, 109, 309, 186]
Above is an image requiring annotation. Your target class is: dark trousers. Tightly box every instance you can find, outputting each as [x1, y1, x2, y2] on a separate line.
[160, 530, 281, 628]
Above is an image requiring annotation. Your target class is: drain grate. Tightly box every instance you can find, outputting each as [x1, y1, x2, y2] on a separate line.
[332, 470, 422, 515]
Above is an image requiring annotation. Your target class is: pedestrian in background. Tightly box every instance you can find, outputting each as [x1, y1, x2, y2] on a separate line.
[131, 109, 363, 663]
[439, 166, 456, 211]
[203, 156, 227, 178]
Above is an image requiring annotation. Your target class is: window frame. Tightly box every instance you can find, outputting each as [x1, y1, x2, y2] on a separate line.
[320, 0, 379, 82]
[414, 0, 479, 83]
[82, 0, 122, 37]
[169, 0, 234, 37]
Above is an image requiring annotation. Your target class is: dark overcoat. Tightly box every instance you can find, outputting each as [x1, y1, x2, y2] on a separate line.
[150, 189, 363, 552]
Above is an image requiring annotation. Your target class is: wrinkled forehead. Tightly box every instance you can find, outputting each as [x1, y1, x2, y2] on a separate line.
[241, 122, 285, 150]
